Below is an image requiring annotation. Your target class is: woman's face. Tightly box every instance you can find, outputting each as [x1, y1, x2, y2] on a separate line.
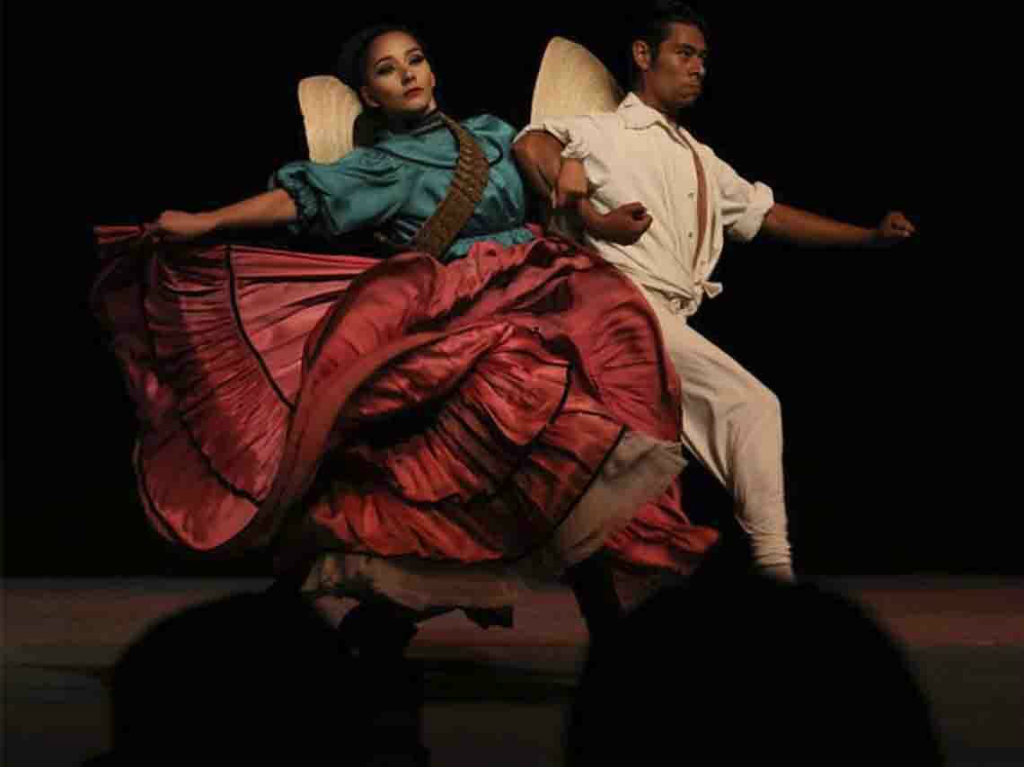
[360, 31, 437, 118]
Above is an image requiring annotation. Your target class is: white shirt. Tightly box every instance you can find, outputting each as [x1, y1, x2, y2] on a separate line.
[521, 93, 775, 316]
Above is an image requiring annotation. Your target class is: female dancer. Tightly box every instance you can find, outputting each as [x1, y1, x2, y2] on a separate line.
[92, 23, 719, 652]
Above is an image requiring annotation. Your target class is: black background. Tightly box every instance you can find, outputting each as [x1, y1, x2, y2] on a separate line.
[2, 3, 1006, 576]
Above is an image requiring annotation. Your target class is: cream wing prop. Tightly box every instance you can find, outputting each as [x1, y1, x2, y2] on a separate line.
[529, 38, 624, 241]
[298, 75, 364, 164]
[530, 37, 624, 123]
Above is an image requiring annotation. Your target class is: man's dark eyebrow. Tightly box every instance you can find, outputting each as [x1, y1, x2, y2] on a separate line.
[373, 47, 423, 68]
[678, 43, 710, 58]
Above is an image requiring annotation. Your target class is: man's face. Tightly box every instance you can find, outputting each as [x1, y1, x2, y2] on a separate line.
[643, 22, 708, 110]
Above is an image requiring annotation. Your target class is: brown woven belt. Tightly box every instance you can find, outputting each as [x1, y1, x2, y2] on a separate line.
[404, 112, 491, 260]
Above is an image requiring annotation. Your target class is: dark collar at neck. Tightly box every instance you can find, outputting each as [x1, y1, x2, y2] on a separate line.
[382, 108, 445, 137]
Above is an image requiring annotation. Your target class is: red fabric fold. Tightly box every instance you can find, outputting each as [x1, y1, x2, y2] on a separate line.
[92, 228, 718, 572]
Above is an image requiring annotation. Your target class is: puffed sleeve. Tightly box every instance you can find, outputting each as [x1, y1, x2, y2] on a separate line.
[270, 148, 410, 237]
[465, 113, 516, 148]
[704, 148, 775, 242]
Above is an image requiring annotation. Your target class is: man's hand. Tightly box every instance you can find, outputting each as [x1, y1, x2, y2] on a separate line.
[581, 201, 654, 245]
[870, 211, 916, 247]
[553, 158, 588, 209]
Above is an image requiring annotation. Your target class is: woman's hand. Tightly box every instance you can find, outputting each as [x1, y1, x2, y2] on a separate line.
[143, 210, 218, 243]
[581, 201, 654, 245]
[553, 158, 589, 210]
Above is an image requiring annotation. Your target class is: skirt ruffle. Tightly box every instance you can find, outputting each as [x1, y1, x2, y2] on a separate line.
[92, 227, 718, 611]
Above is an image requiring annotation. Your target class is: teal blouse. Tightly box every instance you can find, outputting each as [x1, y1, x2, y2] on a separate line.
[272, 114, 535, 262]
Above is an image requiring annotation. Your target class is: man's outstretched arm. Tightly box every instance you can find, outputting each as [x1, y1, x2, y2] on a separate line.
[760, 202, 915, 248]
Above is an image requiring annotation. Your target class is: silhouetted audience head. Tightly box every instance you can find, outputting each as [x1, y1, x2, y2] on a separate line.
[83, 591, 426, 766]
[566, 562, 944, 766]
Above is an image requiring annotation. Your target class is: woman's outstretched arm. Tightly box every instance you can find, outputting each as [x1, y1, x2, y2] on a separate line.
[146, 189, 299, 241]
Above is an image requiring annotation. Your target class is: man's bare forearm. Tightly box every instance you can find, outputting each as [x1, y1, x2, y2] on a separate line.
[512, 130, 565, 204]
[514, 131, 599, 237]
[760, 202, 876, 248]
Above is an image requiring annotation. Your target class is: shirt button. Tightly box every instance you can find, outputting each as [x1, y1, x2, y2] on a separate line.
[688, 192, 695, 199]
[688, 232, 694, 239]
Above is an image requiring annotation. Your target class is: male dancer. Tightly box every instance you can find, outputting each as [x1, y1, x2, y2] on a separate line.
[514, 2, 915, 581]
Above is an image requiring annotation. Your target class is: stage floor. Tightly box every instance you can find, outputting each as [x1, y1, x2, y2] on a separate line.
[5, 576, 1023, 766]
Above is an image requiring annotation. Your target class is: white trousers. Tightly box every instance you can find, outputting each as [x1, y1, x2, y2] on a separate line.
[639, 286, 793, 577]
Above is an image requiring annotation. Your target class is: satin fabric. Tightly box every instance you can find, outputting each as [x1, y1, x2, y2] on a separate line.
[273, 114, 535, 260]
[92, 227, 718, 578]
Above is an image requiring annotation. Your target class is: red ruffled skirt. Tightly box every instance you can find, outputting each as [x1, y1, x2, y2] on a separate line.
[92, 227, 718, 612]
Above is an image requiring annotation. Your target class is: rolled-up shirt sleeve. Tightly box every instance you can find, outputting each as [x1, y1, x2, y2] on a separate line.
[269, 148, 408, 237]
[515, 116, 601, 161]
[709, 152, 775, 242]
